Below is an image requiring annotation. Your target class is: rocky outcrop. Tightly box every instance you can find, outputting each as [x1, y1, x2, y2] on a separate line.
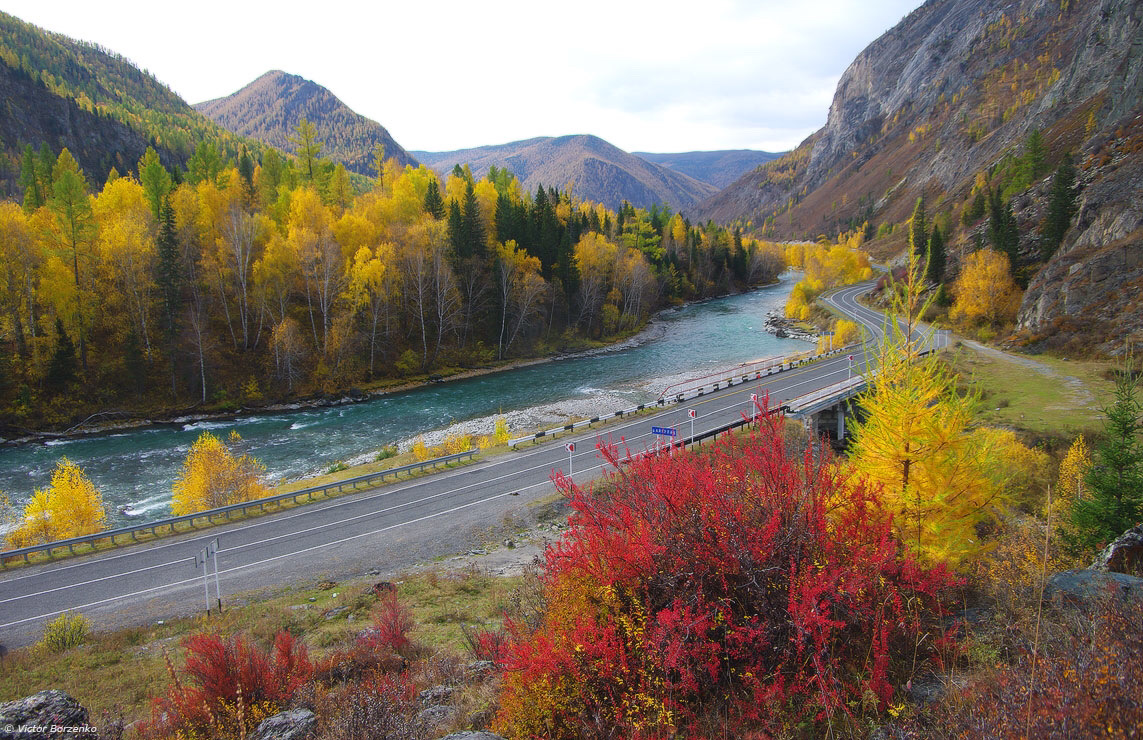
[0, 690, 98, 739]
[434, 733, 508, 740]
[1016, 151, 1143, 352]
[248, 708, 316, 740]
[1045, 569, 1143, 608]
[700, 0, 1143, 282]
[1092, 524, 1143, 574]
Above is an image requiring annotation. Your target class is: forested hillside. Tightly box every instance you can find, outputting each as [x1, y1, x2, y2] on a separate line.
[195, 70, 418, 176]
[413, 135, 718, 212]
[0, 127, 782, 433]
[0, 11, 259, 188]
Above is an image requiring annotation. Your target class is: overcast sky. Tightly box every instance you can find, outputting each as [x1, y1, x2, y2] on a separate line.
[2, 0, 923, 154]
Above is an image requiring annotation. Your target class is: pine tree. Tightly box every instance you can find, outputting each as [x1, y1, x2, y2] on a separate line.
[909, 195, 928, 263]
[238, 146, 256, 203]
[926, 223, 945, 284]
[988, 189, 1020, 279]
[423, 177, 445, 219]
[1042, 153, 1078, 259]
[461, 180, 486, 259]
[1068, 361, 1143, 554]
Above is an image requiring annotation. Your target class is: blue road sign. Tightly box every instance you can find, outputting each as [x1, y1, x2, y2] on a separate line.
[651, 426, 677, 437]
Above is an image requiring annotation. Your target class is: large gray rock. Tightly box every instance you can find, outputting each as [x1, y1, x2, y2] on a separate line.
[1092, 524, 1143, 574]
[435, 733, 508, 740]
[1045, 569, 1143, 608]
[0, 690, 97, 739]
[249, 708, 316, 740]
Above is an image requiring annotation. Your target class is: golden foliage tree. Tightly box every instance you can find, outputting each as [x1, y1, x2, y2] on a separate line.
[949, 248, 1021, 328]
[171, 432, 269, 516]
[849, 254, 1005, 566]
[7, 457, 106, 547]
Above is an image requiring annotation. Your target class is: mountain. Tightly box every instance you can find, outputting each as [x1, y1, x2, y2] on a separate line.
[700, 0, 1142, 352]
[633, 150, 781, 189]
[195, 70, 417, 176]
[413, 135, 718, 212]
[0, 11, 248, 188]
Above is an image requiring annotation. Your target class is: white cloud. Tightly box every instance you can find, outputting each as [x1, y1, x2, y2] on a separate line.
[1, 0, 922, 153]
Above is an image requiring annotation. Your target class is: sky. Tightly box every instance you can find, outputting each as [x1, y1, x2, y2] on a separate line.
[1, 0, 924, 154]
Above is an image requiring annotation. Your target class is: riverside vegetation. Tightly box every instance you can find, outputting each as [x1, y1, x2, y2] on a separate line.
[4, 260, 1139, 738]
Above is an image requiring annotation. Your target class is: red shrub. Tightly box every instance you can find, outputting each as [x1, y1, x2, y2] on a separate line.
[367, 592, 415, 655]
[496, 399, 957, 738]
[144, 630, 312, 739]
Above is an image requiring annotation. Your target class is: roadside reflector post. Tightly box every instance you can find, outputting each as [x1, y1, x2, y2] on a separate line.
[688, 408, 696, 443]
[566, 442, 575, 476]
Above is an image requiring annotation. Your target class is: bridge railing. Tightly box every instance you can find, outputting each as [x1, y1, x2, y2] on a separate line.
[0, 448, 477, 566]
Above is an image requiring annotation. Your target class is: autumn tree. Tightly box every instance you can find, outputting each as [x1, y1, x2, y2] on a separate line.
[949, 248, 1021, 329]
[291, 118, 324, 186]
[495, 240, 546, 359]
[48, 148, 94, 374]
[138, 146, 171, 220]
[6, 457, 106, 547]
[171, 431, 269, 515]
[849, 253, 1004, 566]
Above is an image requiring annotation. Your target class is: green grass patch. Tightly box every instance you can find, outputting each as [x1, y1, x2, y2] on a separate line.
[945, 343, 1113, 437]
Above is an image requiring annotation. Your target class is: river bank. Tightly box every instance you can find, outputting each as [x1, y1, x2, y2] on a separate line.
[0, 275, 810, 525]
[0, 316, 671, 448]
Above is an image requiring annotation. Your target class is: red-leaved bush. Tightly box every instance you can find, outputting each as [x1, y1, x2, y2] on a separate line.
[144, 630, 312, 739]
[495, 401, 957, 738]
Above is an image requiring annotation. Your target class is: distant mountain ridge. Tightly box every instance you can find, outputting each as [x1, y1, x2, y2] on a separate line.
[633, 150, 781, 189]
[194, 70, 417, 175]
[413, 135, 718, 212]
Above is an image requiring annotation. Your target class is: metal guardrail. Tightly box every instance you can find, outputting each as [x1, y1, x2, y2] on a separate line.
[0, 448, 478, 565]
[507, 343, 863, 448]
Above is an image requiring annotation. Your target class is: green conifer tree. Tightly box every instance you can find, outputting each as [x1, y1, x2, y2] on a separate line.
[1068, 360, 1143, 554]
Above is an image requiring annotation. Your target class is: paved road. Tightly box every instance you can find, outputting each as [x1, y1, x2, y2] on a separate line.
[0, 281, 889, 647]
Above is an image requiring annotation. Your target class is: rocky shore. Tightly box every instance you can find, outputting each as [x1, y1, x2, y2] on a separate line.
[763, 311, 818, 343]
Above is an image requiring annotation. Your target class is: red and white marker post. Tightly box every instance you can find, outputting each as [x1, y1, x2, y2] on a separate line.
[565, 441, 575, 476]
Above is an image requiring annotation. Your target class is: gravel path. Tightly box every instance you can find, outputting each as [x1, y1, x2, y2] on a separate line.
[960, 338, 1095, 410]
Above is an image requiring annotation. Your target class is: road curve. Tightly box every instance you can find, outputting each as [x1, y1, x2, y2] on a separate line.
[0, 280, 890, 647]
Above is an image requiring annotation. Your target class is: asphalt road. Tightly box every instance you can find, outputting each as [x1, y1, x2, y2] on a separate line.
[0, 281, 889, 647]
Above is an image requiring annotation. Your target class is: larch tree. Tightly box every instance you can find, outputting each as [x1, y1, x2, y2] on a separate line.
[49, 148, 94, 374]
[849, 252, 1004, 566]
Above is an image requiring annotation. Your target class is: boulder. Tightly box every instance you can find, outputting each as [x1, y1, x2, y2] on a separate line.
[249, 708, 316, 740]
[0, 690, 98, 739]
[1045, 569, 1143, 608]
[1092, 524, 1143, 575]
[434, 733, 508, 740]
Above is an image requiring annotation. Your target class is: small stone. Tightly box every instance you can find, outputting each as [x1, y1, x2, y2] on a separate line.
[323, 606, 349, 621]
[416, 704, 456, 729]
[419, 685, 454, 705]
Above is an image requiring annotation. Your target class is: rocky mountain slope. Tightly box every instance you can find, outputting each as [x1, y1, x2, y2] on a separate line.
[700, 0, 1142, 352]
[413, 135, 718, 212]
[195, 70, 417, 175]
[633, 149, 781, 188]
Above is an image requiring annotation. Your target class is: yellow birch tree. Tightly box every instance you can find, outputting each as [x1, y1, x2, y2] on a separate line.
[7, 458, 106, 547]
[171, 432, 269, 515]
